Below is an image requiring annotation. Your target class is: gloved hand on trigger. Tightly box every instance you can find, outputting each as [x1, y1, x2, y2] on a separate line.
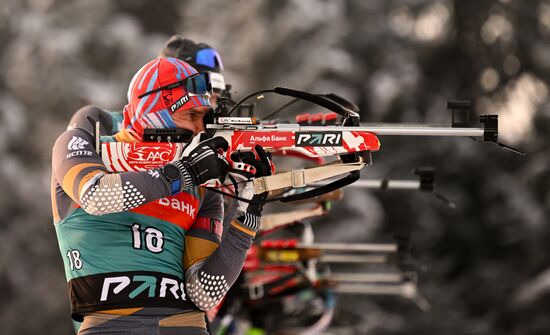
[161, 136, 229, 193]
[230, 145, 273, 233]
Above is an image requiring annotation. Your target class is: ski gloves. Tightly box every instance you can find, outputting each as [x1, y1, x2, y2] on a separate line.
[230, 146, 273, 232]
[164, 136, 230, 191]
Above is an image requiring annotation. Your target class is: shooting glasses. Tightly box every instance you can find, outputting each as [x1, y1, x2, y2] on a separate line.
[138, 72, 212, 99]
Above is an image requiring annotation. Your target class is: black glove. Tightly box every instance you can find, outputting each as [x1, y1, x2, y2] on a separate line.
[162, 137, 229, 192]
[231, 145, 273, 233]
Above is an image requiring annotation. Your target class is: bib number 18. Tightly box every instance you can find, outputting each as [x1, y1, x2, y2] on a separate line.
[66, 249, 83, 270]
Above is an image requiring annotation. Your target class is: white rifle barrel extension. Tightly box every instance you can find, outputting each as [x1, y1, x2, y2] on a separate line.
[301, 242, 398, 252]
[313, 179, 421, 190]
[207, 123, 487, 137]
[334, 282, 416, 296]
[302, 125, 485, 137]
[330, 273, 404, 283]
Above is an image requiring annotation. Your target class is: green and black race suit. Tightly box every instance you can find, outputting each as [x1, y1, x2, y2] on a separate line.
[51, 105, 255, 322]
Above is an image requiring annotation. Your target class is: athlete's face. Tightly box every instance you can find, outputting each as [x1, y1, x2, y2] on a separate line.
[210, 92, 221, 108]
[172, 106, 210, 135]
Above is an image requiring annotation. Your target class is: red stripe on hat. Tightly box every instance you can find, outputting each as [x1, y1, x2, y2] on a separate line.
[133, 59, 159, 92]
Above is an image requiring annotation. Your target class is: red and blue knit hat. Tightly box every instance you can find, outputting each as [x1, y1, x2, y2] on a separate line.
[122, 57, 211, 140]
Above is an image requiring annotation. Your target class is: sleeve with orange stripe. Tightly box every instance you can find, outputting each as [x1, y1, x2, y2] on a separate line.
[184, 190, 258, 311]
[184, 190, 224, 269]
[52, 128, 172, 216]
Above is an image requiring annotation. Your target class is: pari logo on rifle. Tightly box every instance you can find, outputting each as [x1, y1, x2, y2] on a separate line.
[295, 132, 342, 147]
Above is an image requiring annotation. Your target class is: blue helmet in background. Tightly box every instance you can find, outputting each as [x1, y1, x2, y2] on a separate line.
[159, 36, 226, 92]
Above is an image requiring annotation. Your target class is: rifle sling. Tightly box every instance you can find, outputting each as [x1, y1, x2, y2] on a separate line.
[253, 161, 365, 194]
[274, 171, 360, 203]
[206, 161, 364, 203]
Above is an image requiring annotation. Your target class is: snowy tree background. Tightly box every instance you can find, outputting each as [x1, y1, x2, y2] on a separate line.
[1, 0, 549, 334]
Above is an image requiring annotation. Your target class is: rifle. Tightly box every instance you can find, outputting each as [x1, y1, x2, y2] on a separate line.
[310, 167, 456, 208]
[245, 239, 397, 266]
[96, 87, 517, 204]
[239, 231, 428, 308]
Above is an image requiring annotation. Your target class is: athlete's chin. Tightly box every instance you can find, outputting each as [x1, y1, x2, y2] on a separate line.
[173, 123, 197, 134]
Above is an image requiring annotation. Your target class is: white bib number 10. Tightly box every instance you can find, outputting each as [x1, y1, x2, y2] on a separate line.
[131, 224, 164, 253]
